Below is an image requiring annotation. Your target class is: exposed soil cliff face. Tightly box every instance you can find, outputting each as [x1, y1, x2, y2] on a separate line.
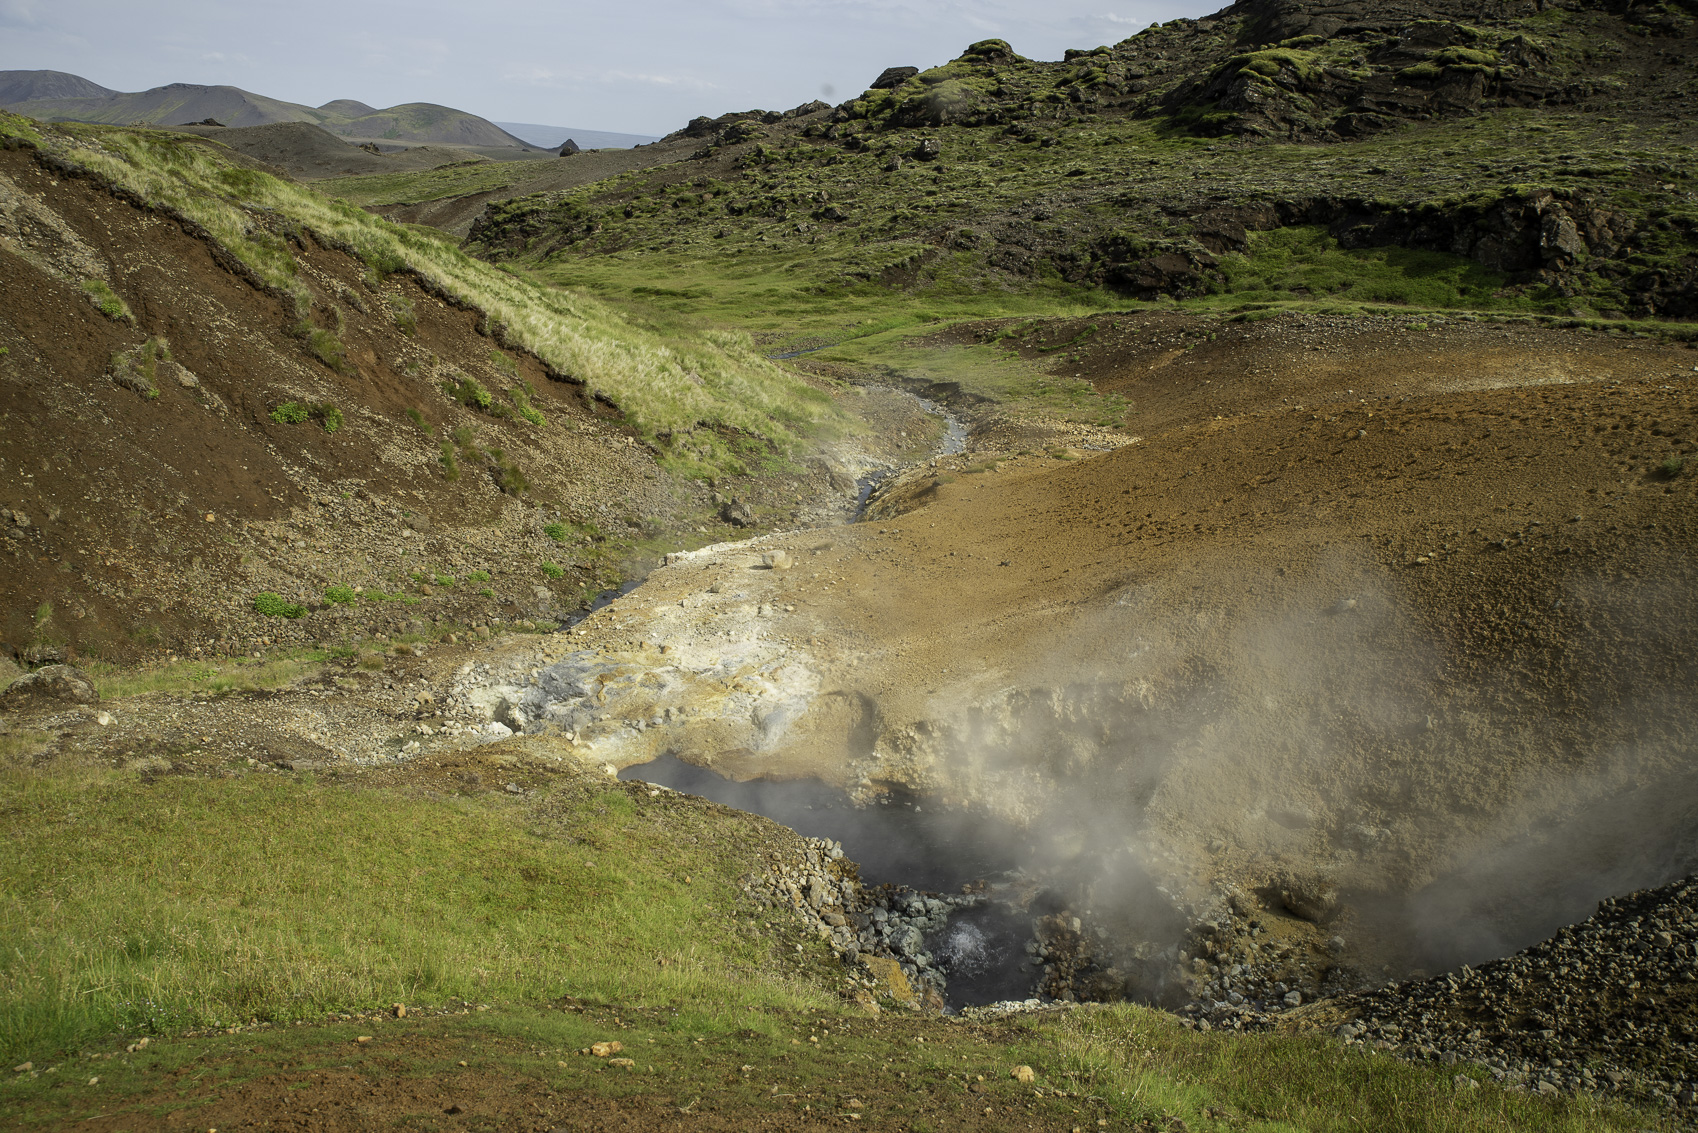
[0, 145, 687, 659]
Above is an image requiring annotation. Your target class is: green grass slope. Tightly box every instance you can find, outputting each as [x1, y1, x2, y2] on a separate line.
[0, 755, 1663, 1132]
[0, 111, 841, 475]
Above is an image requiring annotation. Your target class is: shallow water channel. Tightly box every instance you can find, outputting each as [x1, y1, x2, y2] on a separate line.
[853, 392, 967, 517]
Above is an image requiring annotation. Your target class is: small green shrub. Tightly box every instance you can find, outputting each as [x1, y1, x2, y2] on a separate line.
[386, 292, 417, 335]
[485, 446, 530, 496]
[542, 522, 568, 542]
[405, 407, 432, 434]
[324, 585, 357, 605]
[434, 573, 455, 587]
[512, 384, 547, 427]
[438, 440, 460, 480]
[442, 373, 493, 412]
[81, 279, 133, 322]
[489, 350, 521, 379]
[309, 328, 349, 373]
[477, 587, 495, 598]
[468, 570, 491, 582]
[364, 248, 405, 280]
[541, 562, 565, 579]
[1660, 454, 1687, 478]
[291, 321, 350, 373]
[314, 403, 343, 433]
[253, 592, 306, 619]
[270, 401, 309, 425]
[496, 462, 530, 496]
[109, 337, 170, 399]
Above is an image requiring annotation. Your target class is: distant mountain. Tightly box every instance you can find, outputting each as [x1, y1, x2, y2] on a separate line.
[0, 72, 532, 149]
[494, 122, 660, 151]
[318, 99, 378, 117]
[0, 69, 116, 104]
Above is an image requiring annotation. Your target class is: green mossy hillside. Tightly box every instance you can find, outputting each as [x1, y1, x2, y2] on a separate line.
[454, 0, 1696, 327]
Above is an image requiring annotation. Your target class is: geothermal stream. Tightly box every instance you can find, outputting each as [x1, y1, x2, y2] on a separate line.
[851, 392, 968, 519]
[450, 382, 1698, 1105]
[620, 394, 1055, 1011]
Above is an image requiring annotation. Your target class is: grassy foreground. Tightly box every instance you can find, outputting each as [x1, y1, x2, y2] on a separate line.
[0, 756, 1664, 1131]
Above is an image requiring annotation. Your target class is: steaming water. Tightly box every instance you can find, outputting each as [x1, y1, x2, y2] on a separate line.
[621, 756, 1047, 1007]
[622, 755, 1022, 890]
[928, 904, 1038, 1006]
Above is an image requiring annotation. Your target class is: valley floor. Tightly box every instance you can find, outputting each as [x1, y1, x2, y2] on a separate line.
[3, 310, 1695, 1130]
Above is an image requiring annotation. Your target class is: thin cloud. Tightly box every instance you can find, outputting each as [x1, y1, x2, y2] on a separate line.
[0, 0, 41, 27]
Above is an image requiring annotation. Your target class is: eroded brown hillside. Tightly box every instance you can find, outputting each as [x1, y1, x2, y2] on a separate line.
[0, 144, 698, 659]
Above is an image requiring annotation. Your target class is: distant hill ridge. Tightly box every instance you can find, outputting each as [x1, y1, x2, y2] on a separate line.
[0, 70, 533, 149]
[0, 70, 114, 104]
[494, 122, 660, 151]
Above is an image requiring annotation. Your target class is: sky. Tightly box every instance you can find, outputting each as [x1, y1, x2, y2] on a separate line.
[0, 0, 1219, 137]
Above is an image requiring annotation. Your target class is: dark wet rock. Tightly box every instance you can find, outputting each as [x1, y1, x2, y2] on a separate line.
[1325, 874, 1698, 1116]
[20, 641, 68, 666]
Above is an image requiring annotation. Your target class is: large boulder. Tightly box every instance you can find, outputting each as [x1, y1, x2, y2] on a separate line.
[0, 664, 99, 708]
[557, 139, 581, 156]
[719, 497, 756, 527]
[870, 66, 919, 90]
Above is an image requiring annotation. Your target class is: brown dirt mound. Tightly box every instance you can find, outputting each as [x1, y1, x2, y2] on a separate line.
[559, 309, 1698, 983]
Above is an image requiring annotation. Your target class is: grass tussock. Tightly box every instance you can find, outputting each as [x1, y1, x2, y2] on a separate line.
[80, 278, 133, 322]
[107, 337, 170, 400]
[269, 402, 342, 432]
[252, 592, 306, 619]
[4, 119, 840, 476]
